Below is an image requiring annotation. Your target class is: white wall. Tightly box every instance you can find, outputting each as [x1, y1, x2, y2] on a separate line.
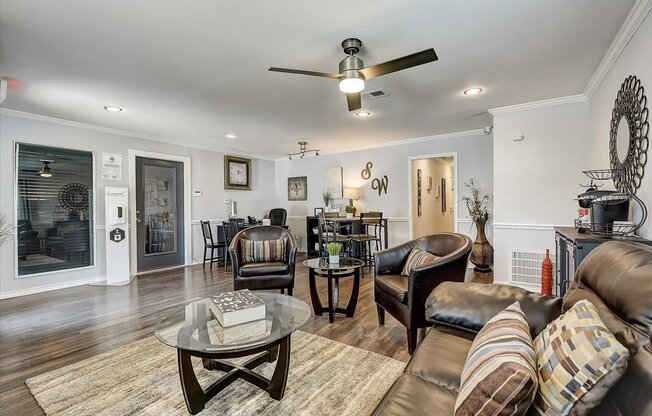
[491, 99, 589, 284]
[587, 11, 652, 239]
[0, 113, 276, 298]
[274, 131, 493, 251]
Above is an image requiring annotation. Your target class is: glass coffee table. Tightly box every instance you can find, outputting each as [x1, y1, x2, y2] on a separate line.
[155, 293, 311, 414]
[303, 257, 365, 323]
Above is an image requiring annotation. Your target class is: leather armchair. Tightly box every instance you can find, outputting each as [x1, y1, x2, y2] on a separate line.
[374, 232, 472, 353]
[229, 225, 297, 295]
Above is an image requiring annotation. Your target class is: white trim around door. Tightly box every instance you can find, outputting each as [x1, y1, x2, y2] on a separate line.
[128, 150, 192, 276]
[407, 152, 459, 240]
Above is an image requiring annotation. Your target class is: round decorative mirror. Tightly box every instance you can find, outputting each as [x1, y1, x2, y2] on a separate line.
[609, 75, 649, 194]
[615, 117, 630, 162]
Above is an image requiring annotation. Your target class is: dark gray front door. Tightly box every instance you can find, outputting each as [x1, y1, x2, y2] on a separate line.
[136, 157, 184, 271]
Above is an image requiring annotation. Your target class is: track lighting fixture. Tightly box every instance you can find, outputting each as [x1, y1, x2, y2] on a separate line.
[287, 141, 319, 160]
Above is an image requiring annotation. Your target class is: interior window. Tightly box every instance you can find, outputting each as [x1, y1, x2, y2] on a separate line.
[16, 143, 94, 276]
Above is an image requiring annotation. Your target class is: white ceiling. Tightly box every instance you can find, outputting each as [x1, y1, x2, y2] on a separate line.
[0, 0, 636, 157]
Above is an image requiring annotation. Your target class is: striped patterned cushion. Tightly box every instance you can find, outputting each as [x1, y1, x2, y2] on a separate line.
[455, 301, 538, 416]
[531, 299, 629, 416]
[240, 238, 286, 263]
[401, 247, 439, 276]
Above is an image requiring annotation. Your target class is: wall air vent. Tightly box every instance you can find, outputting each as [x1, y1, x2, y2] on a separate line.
[509, 249, 556, 290]
[362, 89, 389, 100]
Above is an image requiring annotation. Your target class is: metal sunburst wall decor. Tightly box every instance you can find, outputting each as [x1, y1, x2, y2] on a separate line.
[58, 183, 90, 212]
[609, 75, 648, 194]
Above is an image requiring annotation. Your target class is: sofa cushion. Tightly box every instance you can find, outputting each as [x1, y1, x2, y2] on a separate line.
[405, 326, 472, 392]
[455, 301, 537, 416]
[240, 238, 286, 263]
[239, 262, 289, 277]
[372, 374, 457, 416]
[401, 247, 439, 276]
[375, 274, 408, 303]
[426, 282, 562, 338]
[532, 299, 630, 416]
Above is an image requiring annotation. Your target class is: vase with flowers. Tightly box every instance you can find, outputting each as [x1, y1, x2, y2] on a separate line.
[461, 179, 493, 273]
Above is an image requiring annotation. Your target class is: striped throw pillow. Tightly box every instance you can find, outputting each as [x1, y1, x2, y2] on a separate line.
[531, 299, 629, 416]
[401, 247, 439, 276]
[240, 238, 286, 263]
[455, 301, 538, 416]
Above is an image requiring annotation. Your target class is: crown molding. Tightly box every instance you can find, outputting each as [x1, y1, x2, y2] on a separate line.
[487, 94, 587, 115]
[584, 0, 652, 98]
[0, 108, 277, 161]
[275, 128, 487, 161]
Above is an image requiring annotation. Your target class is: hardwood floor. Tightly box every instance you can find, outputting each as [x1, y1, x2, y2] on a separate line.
[0, 257, 491, 415]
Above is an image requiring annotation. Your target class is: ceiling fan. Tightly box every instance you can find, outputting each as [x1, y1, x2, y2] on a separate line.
[269, 38, 438, 111]
[21, 160, 54, 177]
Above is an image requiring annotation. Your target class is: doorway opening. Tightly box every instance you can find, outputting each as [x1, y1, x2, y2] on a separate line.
[410, 155, 456, 239]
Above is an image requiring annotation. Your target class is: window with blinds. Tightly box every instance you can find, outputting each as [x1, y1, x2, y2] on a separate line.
[16, 143, 94, 276]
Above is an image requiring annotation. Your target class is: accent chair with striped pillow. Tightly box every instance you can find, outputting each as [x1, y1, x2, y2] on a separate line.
[455, 301, 538, 416]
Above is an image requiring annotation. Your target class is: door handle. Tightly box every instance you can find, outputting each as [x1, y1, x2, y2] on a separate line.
[136, 218, 142, 223]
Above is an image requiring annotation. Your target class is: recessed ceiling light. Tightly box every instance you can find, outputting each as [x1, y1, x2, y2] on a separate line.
[104, 105, 123, 112]
[355, 111, 371, 118]
[463, 88, 483, 96]
[225, 134, 237, 139]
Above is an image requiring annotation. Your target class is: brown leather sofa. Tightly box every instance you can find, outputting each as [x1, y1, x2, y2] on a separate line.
[372, 240, 652, 415]
[228, 225, 297, 294]
[374, 233, 473, 353]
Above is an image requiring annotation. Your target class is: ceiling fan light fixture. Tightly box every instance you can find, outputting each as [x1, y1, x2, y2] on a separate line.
[339, 71, 365, 93]
[463, 87, 483, 96]
[40, 162, 52, 177]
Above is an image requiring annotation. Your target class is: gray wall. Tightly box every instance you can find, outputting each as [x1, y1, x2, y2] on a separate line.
[0, 114, 276, 298]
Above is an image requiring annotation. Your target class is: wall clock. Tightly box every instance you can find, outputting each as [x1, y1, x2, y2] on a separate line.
[224, 155, 252, 190]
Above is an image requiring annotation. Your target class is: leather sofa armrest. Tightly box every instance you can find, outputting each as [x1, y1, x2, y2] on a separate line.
[374, 241, 415, 275]
[425, 282, 562, 338]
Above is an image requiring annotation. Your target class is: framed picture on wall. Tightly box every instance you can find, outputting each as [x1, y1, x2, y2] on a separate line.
[314, 207, 324, 216]
[224, 155, 252, 190]
[288, 176, 308, 201]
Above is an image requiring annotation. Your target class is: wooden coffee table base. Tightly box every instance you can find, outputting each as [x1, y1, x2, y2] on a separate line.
[177, 335, 291, 414]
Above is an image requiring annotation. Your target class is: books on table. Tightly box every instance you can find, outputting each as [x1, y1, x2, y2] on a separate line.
[210, 289, 266, 327]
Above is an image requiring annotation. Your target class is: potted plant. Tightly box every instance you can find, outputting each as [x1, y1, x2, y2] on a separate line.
[461, 179, 493, 273]
[322, 190, 332, 212]
[325, 242, 342, 264]
[345, 204, 355, 218]
[0, 214, 14, 247]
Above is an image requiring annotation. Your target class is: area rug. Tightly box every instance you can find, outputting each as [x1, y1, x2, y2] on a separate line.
[26, 331, 405, 415]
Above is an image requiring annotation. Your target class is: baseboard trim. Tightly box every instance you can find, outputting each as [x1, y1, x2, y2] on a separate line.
[0, 276, 106, 299]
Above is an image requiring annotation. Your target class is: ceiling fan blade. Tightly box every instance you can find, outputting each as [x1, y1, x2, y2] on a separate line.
[268, 67, 341, 79]
[359, 49, 438, 80]
[346, 93, 362, 112]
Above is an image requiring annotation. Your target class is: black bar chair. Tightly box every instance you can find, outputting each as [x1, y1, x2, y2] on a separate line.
[349, 212, 383, 275]
[200, 220, 225, 269]
[221, 220, 240, 271]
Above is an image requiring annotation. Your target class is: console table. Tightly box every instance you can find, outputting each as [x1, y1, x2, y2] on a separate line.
[554, 227, 652, 297]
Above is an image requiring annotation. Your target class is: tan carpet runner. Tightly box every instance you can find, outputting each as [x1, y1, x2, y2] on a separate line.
[26, 330, 404, 415]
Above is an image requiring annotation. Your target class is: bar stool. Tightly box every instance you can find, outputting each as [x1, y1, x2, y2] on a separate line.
[349, 212, 383, 273]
